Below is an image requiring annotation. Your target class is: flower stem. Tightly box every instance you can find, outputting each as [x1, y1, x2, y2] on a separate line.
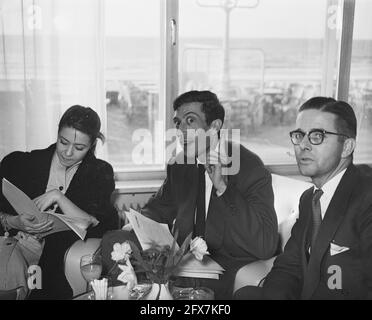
[155, 283, 161, 300]
[106, 261, 118, 277]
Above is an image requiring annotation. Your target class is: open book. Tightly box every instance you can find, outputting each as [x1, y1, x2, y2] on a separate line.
[125, 208, 224, 279]
[2, 178, 87, 240]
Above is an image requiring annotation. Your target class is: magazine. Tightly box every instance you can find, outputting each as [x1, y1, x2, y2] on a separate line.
[125, 208, 178, 251]
[125, 208, 224, 279]
[2, 178, 87, 240]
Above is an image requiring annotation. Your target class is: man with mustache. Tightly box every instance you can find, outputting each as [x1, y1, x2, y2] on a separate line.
[235, 96, 372, 299]
[102, 90, 278, 299]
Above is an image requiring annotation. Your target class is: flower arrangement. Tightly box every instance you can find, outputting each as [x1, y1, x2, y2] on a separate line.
[109, 242, 137, 291]
[110, 231, 210, 292]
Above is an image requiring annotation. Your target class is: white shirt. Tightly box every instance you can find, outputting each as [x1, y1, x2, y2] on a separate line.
[196, 159, 213, 219]
[46, 152, 81, 194]
[196, 141, 225, 219]
[313, 168, 347, 220]
[45, 152, 81, 212]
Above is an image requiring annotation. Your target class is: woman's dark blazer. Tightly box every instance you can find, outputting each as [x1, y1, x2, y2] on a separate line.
[0, 144, 118, 237]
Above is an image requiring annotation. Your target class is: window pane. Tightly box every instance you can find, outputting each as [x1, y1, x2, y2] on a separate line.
[179, 0, 341, 165]
[0, 0, 104, 159]
[349, 0, 372, 163]
[105, 0, 164, 171]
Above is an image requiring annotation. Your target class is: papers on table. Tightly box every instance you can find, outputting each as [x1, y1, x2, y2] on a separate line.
[125, 209, 225, 279]
[125, 208, 179, 251]
[2, 178, 87, 240]
[175, 253, 225, 280]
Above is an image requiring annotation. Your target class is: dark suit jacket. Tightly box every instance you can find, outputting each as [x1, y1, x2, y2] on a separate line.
[141, 142, 279, 271]
[263, 164, 372, 300]
[0, 144, 118, 237]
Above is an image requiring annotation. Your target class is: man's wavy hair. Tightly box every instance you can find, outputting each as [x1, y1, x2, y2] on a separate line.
[299, 96, 357, 140]
[173, 90, 225, 126]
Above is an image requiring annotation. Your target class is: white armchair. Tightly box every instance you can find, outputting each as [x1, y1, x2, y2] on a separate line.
[64, 238, 101, 297]
[233, 173, 311, 293]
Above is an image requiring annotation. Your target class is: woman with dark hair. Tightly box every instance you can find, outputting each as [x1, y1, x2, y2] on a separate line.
[0, 105, 118, 299]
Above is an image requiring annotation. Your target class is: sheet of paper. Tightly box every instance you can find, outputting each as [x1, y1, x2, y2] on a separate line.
[2, 178, 44, 221]
[175, 253, 225, 279]
[125, 208, 179, 251]
[125, 209, 225, 279]
[175, 271, 220, 279]
[2, 178, 86, 240]
[46, 213, 87, 240]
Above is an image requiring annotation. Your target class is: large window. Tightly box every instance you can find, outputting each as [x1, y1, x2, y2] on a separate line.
[1, 0, 371, 178]
[349, 0, 372, 162]
[0, 0, 104, 159]
[105, 0, 165, 171]
[179, 0, 342, 165]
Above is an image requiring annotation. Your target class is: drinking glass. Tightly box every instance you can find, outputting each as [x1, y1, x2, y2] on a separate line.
[189, 287, 214, 300]
[80, 254, 102, 296]
[173, 286, 214, 300]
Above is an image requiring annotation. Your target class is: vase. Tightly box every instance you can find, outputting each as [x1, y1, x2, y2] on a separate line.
[145, 282, 173, 300]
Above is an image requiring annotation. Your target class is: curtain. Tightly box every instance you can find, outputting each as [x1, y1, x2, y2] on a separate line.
[0, 0, 106, 160]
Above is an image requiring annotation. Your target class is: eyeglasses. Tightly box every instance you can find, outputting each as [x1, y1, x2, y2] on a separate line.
[289, 129, 349, 145]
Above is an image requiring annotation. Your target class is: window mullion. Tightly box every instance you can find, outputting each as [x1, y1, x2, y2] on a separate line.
[336, 0, 355, 101]
[321, 0, 340, 97]
[97, 0, 107, 160]
[164, 0, 178, 133]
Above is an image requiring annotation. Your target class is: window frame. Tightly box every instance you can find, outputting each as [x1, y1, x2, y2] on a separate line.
[111, 0, 370, 191]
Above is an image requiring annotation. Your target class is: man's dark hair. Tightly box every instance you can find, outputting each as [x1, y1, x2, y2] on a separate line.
[173, 90, 225, 126]
[299, 96, 357, 139]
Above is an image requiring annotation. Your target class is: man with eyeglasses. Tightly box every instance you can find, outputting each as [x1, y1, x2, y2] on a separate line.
[235, 96, 372, 300]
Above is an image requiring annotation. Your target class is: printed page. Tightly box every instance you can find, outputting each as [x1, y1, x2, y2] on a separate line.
[45, 213, 87, 240]
[175, 253, 224, 279]
[2, 178, 44, 221]
[175, 270, 223, 279]
[2, 178, 86, 240]
[125, 208, 179, 251]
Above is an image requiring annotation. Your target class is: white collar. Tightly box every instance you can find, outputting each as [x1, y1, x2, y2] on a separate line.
[53, 152, 82, 172]
[312, 168, 347, 219]
[313, 168, 347, 195]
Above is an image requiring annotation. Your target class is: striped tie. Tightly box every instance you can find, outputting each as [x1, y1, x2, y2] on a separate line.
[311, 189, 324, 249]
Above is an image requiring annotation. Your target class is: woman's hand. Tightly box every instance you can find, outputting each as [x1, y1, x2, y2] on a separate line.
[7, 214, 54, 234]
[34, 189, 64, 212]
[33, 189, 98, 229]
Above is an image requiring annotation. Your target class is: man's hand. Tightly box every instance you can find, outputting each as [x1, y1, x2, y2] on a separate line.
[34, 189, 63, 212]
[7, 214, 53, 234]
[206, 150, 227, 196]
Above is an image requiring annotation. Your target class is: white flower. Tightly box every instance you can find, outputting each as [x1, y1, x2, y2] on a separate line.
[190, 237, 209, 261]
[111, 242, 132, 262]
[117, 260, 137, 291]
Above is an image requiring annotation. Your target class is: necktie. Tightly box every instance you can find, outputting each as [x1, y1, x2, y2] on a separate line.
[311, 189, 324, 249]
[194, 164, 206, 237]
